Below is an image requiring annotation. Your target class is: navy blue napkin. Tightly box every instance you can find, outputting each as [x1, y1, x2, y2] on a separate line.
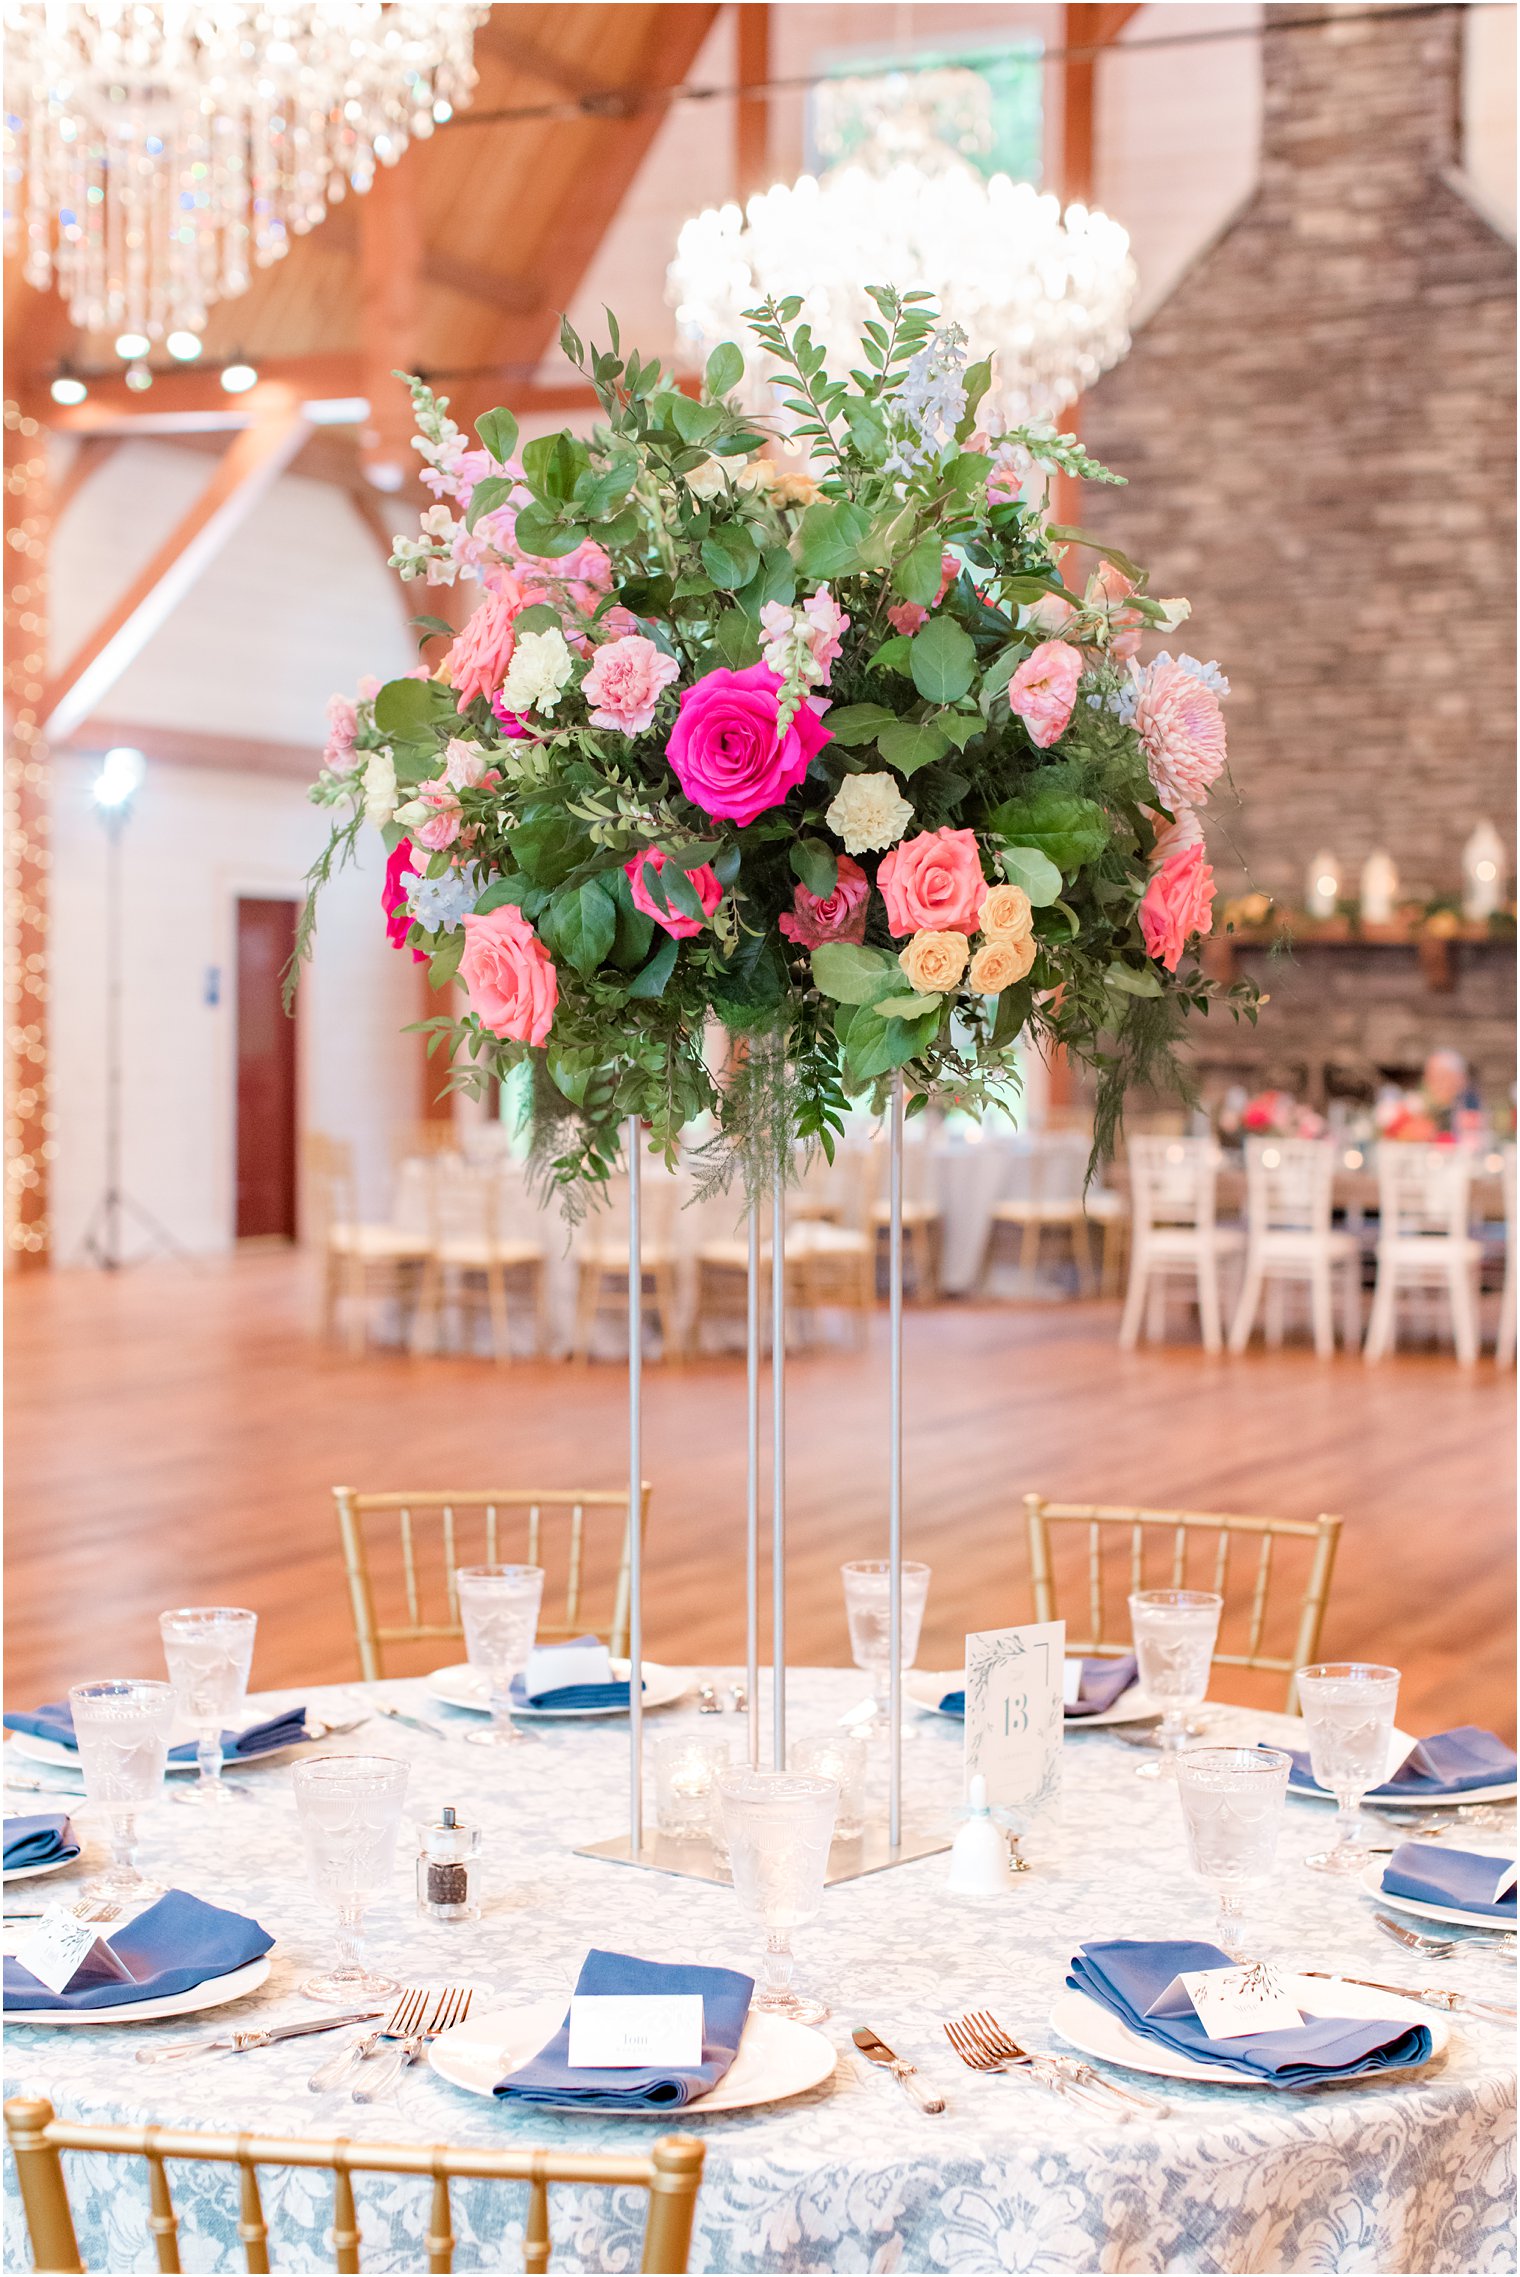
[1381, 1843, 1517, 1921]
[4, 1889, 274, 2013]
[4, 1702, 307, 1763]
[1282, 1725, 1517, 1801]
[3, 1813, 78, 1871]
[508, 1639, 642, 1713]
[938, 1656, 1139, 1721]
[1067, 1939, 1433, 2084]
[495, 1948, 754, 2108]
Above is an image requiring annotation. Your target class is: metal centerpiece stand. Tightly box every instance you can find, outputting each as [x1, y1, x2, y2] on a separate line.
[577, 1072, 950, 1884]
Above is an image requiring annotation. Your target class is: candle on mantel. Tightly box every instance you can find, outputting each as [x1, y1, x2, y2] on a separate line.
[1359, 850, 1399, 924]
[1462, 821, 1507, 921]
[1305, 850, 1341, 919]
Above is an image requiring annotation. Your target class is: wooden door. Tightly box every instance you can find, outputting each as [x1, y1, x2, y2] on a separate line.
[235, 898, 298, 1241]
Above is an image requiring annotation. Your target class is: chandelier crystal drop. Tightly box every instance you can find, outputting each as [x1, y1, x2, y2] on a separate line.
[3, 1, 487, 344]
[669, 68, 1136, 432]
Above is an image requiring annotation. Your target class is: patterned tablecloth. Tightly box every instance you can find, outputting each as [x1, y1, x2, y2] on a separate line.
[4, 1672, 1515, 2274]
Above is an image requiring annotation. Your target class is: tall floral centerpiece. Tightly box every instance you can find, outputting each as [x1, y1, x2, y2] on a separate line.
[299, 290, 1254, 1193]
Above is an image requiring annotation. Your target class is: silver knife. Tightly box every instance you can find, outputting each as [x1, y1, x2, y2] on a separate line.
[852, 2025, 945, 2113]
[135, 2007, 387, 2065]
[344, 1692, 452, 1742]
[1300, 1970, 1516, 2021]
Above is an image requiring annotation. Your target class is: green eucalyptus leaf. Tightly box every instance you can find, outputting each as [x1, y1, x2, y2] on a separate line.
[1105, 960, 1164, 998]
[896, 534, 946, 607]
[427, 928, 465, 988]
[701, 524, 760, 590]
[878, 717, 950, 777]
[936, 711, 983, 753]
[986, 788, 1109, 872]
[474, 407, 519, 465]
[712, 609, 762, 669]
[794, 498, 871, 579]
[472, 873, 547, 920]
[737, 545, 795, 613]
[513, 602, 562, 635]
[704, 341, 745, 398]
[626, 933, 679, 1000]
[547, 1045, 592, 1105]
[670, 394, 722, 445]
[818, 702, 898, 748]
[873, 991, 940, 1020]
[464, 474, 517, 533]
[522, 431, 587, 503]
[810, 942, 900, 1004]
[789, 838, 838, 898]
[997, 845, 1064, 906]
[909, 617, 976, 705]
[867, 633, 915, 678]
[513, 503, 581, 559]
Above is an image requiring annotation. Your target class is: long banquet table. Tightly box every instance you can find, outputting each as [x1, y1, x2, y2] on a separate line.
[5, 1671, 1515, 2274]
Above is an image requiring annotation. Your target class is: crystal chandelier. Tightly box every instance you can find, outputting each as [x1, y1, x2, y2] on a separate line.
[3, 2, 487, 343]
[669, 68, 1136, 431]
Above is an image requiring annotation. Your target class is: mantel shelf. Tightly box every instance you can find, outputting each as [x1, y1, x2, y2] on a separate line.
[1204, 915, 1515, 992]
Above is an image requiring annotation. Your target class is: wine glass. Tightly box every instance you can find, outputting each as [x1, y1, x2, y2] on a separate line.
[717, 1767, 838, 2025]
[1176, 1745, 1292, 1950]
[1296, 1662, 1401, 1874]
[841, 1560, 930, 1737]
[292, 1754, 408, 2002]
[455, 1565, 544, 1747]
[69, 1679, 176, 1902]
[1128, 1589, 1223, 1778]
[158, 1606, 257, 1806]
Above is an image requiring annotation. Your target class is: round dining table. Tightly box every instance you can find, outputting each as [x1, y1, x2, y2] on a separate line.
[4, 1671, 1515, 2274]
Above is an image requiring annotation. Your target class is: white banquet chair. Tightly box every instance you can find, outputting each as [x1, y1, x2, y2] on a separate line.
[1228, 1137, 1362, 1358]
[1118, 1135, 1243, 1352]
[1363, 1143, 1481, 1364]
[978, 1129, 1098, 1296]
[303, 1132, 432, 1353]
[413, 1156, 548, 1361]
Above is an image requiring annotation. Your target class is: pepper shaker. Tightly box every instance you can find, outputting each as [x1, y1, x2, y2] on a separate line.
[416, 1805, 482, 1921]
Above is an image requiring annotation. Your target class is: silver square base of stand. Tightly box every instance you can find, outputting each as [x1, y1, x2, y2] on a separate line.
[575, 1822, 952, 1885]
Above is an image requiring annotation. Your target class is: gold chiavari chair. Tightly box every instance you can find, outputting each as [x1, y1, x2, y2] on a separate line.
[411, 1157, 549, 1363]
[4, 2095, 705, 2275]
[333, 1485, 651, 1679]
[1024, 1493, 1343, 1713]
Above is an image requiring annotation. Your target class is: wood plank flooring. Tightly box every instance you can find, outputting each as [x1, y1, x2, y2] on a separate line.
[5, 1253, 1514, 1738]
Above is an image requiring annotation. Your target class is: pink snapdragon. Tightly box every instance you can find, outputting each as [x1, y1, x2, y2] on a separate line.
[778, 854, 870, 948]
[1008, 639, 1082, 748]
[625, 849, 723, 939]
[1139, 842, 1216, 971]
[582, 635, 680, 735]
[408, 782, 464, 852]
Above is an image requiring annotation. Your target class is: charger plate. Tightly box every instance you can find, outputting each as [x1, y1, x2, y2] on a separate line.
[1287, 1728, 1516, 1810]
[1050, 1973, 1448, 2086]
[1361, 1860, 1518, 1934]
[4, 1955, 271, 2027]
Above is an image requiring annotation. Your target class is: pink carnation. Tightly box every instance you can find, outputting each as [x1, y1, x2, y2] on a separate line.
[409, 781, 463, 852]
[625, 848, 723, 940]
[1132, 658, 1227, 809]
[1139, 842, 1216, 972]
[445, 579, 522, 711]
[582, 635, 680, 735]
[459, 905, 558, 1046]
[1008, 639, 1082, 749]
[877, 827, 986, 938]
[665, 663, 831, 828]
[778, 854, 870, 948]
[381, 838, 427, 963]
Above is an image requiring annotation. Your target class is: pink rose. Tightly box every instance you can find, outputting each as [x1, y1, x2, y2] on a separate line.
[442, 738, 491, 791]
[877, 827, 986, 938]
[1008, 639, 1082, 748]
[1132, 658, 1228, 810]
[778, 854, 870, 948]
[582, 635, 681, 735]
[624, 848, 723, 940]
[381, 838, 427, 963]
[459, 905, 558, 1045]
[409, 781, 463, 851]
[445, 578, 522, 711]
[1139, 842, 1216, 972]
[887, 601, 927, 636]
[665, 663, 832, 827]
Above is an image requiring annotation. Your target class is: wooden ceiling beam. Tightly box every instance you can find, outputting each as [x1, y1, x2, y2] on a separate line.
[735, 4, 772, 202]
[471, 16, 621, 104]
[51, 436, 121, 521]
[320, 211, 540, 319]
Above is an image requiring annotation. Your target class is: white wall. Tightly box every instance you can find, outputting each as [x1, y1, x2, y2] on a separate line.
[1462, 1, 1518, 237]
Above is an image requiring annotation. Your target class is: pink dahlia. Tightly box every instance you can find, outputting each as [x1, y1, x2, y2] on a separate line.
[1139, 842, 1216, 972]
[1132, 659, 1227, 810]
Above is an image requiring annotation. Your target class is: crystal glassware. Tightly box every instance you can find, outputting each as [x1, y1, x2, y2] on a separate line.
[790, 1732, 869, 1841]
[653, 1733, 731, 1841]
[158, 1606, 257, 1806]
[292, 1754, 409, 2002]
[1128, 1589, 1223, 1778]
[68, 1679, 177, 1902]
[841, 1559, 930, 1737]
[1296, 1662, 1401, 1874]
[455, 1565, 544, 1748]
[717, 1766, 838, 2025]
[1176, 1745, 1292, 1949]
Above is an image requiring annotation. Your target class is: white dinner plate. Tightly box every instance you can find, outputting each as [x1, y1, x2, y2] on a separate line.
[3, 1850, 82, 1885]
[430, 1997, 837, 2115]
[4, 1731, 308, 1778]
[1361, 1860, 1518, 1934]
[1050, 1973, 1448, 2086]
[4, 1954, 271, 2027]
[424, 1662, 689, 1720]
[906, 1671, 1157, 1730]
[1285, 1727, 1517, 1811]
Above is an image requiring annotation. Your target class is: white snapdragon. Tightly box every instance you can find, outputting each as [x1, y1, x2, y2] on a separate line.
[885, 323, 969, 478]
[499, 626, 576, 716]
[825, 771, 914, 857]
[362, 747, 398, 828]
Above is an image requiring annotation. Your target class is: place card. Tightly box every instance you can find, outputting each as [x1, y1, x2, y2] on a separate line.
[1493, 1861, 1516, 1904]
[1147, 1961, 1304, 2040]
[962, 1620, 1065, 1815]
[567, 1993, 704, 2070]
[11, 1907, 134, 1999]
[524, 1640, 613, 1695]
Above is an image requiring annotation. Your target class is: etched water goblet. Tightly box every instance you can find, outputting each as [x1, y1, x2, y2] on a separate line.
[158, 1606, 257, 1806]
[841, 1560, 930, 1739]
[1177, 1745, 1292, 1951]
[69, 1679, 177, 1902]
[717, 1766, 838, 2025]
[1296, 1662, 1401, 1875]
[1128, 1589, 1223, 1779]
[292, 1754, 409, 2002]
[456, 1565, 545, 1747]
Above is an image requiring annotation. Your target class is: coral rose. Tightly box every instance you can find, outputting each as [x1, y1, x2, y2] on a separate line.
[381, 838, 427, 963]
[899, 931, 970, 993]
[581, 635, 680, 735]
[1148, 804, 1206, 862]
[778, 855, 870, 948]
[877, 827, 986, 937]
[445, 579, 522, 711]
[1139, 842, 1216, 972]
[1008, 639, 1082, 749]
[970, 936, 1035, 993]
[459, 905, 558, 1045]
[1132, 658, 1227, 810]
[978, 883, 1034, 944]
[665, 663, 831, 827]
[624, 848, 723, 940]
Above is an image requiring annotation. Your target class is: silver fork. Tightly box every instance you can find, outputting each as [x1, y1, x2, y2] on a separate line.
[1374, 1912, 1516, 1960]
[965, 2011, 1168, 2120]
[352, 1984, 473, 2102]
[944, 2016, 1116, 2117]
[309, 1983, 429, 2092]
[5, 1896, 124, 1927]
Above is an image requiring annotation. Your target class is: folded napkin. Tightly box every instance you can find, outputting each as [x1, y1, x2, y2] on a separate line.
[938, 1656, 1139, 1721]
[496, 1948, 753, 2109]
[3, 1702, 307, 1764]
[507, 1639, 641, 1713]
[1067, 1939, 1433, 2085]
[3, 1813, 78, 1872]
[1282, 1725, 1517, 1801]
[1381, 1843, 1517, 1922]
[4, 1889, 274, 2013]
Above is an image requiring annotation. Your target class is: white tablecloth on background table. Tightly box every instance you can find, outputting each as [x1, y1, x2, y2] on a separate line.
[932, 1133, 1098, 1296]
[9, 1673, 1512, 2274]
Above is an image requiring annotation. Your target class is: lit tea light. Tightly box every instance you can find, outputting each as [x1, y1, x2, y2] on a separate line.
[653, 1733, 731, 1841]
[1359, 850, 1398, 924]
[1462, 821, 1507, 920]
[1305, 851, 1341, 919]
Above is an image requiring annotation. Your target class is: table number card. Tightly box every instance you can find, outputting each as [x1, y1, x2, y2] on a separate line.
[567, 1993, 704, 2070]
[963, 1621, 1065, 1814]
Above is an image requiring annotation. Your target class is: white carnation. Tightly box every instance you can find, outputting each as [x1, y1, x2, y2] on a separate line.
[499, 626, 575, 716]
[825, 770, 914, 857]
[362, 746, 398, 828]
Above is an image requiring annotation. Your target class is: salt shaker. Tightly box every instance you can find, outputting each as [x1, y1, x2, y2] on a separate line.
[416, 1805, 482, 1920]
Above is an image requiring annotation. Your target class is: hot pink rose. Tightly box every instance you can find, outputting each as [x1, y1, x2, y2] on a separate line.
[409, 781, 463, 851]
[665, 663, 832, 827]
[459, 905, 558, 1045]
[778, 854, 870, 948]
[1139, 842, 1216, 972]
[877, 828, 986, 938]
[1008, 639, 1082, 748]
[381, 838, 427, 963]
[624, 848, 723, 940]
[445, 578, 522, 711]
[1132, 658, 1228, 810]
[582, 635, 680, 735]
